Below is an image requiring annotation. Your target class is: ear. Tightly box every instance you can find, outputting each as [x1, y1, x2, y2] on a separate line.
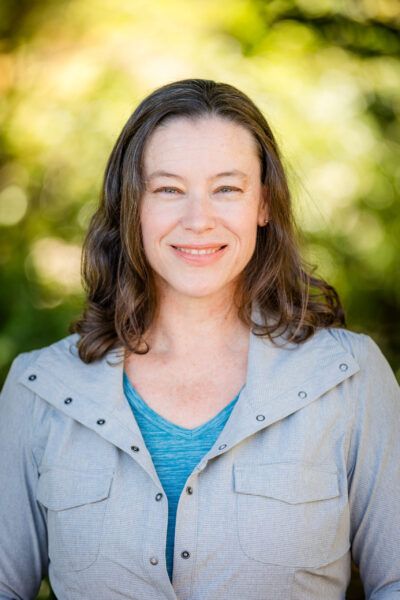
[257, 186, 269, 227]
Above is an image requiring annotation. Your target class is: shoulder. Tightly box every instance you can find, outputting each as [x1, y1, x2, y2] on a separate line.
[324, 326, 366, 352]
[323, 326, 399, 399]
[1, 333, 81, 396]
[0, 335, 82, 443]
[324, 326, 370, 360]
[325, 327, 396, 375]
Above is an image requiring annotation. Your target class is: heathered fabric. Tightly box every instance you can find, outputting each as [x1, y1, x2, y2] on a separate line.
[123, 370, 241, 581]
[0, 320, 399, 599]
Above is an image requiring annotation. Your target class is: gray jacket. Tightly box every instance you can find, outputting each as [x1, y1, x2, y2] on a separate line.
[0, 325, 399, 600]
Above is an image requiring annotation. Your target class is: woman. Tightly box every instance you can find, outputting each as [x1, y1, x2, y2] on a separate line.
[0, 78, 399, 600]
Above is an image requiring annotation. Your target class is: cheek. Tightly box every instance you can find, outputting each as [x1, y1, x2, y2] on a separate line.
[235, 216, 259, 247]
[140, 208, 166, 246]
[140, 213, 175, 269]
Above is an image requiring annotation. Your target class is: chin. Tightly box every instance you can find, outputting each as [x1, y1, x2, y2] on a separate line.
[164, 279, 229, 299]
[176, 287, 224, 299]
[156, 272, 235, 299]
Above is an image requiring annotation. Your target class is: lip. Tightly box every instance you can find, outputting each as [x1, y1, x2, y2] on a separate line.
[171, 244, 227, 249]
[170, 244, 227, 266]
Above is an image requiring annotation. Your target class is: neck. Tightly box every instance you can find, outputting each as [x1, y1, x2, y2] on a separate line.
[143, 289, 249, 359]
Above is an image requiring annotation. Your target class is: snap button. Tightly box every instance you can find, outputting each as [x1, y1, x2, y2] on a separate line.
[28, 374, 37, 381]
[131, 445, 140, 452]
[181, 550, 190, 559]
[186, 486, 193, 495]
[256, 414, 265, 421]
[64, 397, 73, 405]
[218, 444, 227, 450]
[149, 556, 158, 565]
[339, 363, 348, 371]
[298, 390, 307, 399]
[96, 419, 106, 425]
[155, 493, 163, 501]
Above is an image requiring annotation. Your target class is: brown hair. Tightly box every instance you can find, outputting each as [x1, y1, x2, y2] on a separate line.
[69, 78, 345, 363]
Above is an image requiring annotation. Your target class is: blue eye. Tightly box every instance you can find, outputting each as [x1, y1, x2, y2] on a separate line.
[154, 186, 241, 195]
[217, 186, 240, 193]
[157, 187, 179, 194]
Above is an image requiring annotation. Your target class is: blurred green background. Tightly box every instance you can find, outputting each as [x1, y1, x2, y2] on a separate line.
[0, 0, 399, 598]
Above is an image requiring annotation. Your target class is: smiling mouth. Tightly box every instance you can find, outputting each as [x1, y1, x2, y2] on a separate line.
[171, 245, 227, 255]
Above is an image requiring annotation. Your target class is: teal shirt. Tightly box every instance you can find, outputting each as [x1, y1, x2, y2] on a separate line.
[123, 371, 241, 581]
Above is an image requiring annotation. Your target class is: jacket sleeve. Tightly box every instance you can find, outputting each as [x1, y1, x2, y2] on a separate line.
[347, 334, 400, 599]
[0, 353, 48, 600]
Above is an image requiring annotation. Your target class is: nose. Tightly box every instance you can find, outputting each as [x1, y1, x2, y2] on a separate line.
[180, 193, 217, 232]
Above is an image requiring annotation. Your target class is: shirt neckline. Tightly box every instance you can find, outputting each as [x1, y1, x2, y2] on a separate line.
[123, 370, 242, 438]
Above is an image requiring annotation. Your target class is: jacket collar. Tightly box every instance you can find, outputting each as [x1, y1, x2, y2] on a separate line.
[17, 311, 360, 474]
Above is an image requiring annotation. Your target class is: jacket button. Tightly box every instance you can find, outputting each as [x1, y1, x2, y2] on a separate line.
[218, 443, 227, 450]
[186, 486, 193, 495]
[181, 550, 190, 559]
[256, 414, 265, 421]
[298, 390, 307, 399]
[155, 493, 163, 501]
[64, 397, 73, 405]
[131, 445, 140, 452]
[339, 363, 348, 371]
[149, 556, 158, 565]
[28, 374, 37, 381]
[96, 419, 106, 425]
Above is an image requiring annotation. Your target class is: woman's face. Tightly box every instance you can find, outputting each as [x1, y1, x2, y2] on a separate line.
[140, 115, 268, 301]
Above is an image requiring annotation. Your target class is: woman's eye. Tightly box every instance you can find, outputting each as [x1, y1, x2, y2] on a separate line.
[217, 186, 240, 193]
[153, 186, 241, 195]
[156, 187, 180, 194]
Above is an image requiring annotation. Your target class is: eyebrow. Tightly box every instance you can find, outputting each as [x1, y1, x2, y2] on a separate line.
[146, 169, 248, 181]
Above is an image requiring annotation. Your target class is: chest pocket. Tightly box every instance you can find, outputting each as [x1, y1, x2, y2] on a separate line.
[36, 467, 114, 572]
[234, 462, 345, 569]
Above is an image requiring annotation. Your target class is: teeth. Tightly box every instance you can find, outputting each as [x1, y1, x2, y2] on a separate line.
[176, 247, 222, 255]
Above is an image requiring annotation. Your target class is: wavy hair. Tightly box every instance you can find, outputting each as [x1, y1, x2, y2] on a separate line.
[69, 78, 345, 363]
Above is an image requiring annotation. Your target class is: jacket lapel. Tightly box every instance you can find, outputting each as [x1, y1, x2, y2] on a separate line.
[214, 326, 360, 456]
[17, 334, 163, 483]
[17, 322, 360, 466]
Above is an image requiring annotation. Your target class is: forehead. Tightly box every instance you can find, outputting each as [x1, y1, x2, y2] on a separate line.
[143, 116, 260, 174]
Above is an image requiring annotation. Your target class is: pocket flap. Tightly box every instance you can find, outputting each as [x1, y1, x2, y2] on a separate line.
[234, 462, 339, 504]
[37, 468, 113, 511]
